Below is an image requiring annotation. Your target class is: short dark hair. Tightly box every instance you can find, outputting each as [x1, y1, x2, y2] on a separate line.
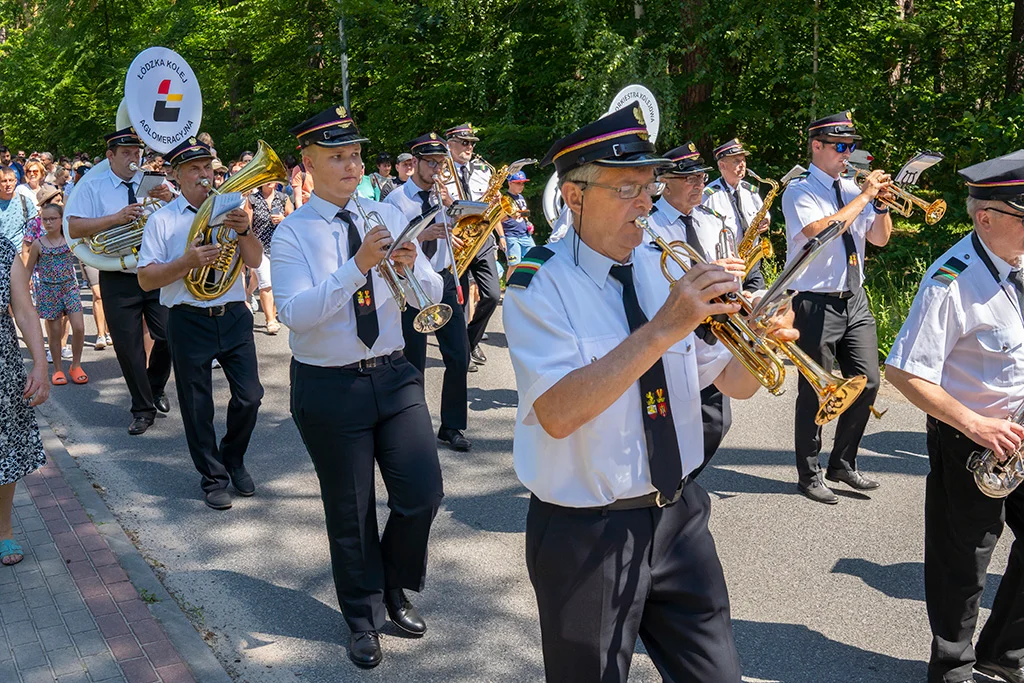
[376, 152, 392, 165]
[0, 146, 8, 155]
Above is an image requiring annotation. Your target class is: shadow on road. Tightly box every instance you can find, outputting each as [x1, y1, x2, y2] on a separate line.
[831, 558, 1001, 610]
[734, 619, 925, 682]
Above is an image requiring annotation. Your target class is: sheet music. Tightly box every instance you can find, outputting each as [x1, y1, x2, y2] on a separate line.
[895, 151, 944, 185]
[208, 192, 246, 227]
[135, 172, 166, 201]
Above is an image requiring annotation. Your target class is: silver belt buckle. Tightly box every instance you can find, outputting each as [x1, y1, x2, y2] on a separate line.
[655, 481, 684, 508]
[210, 304, 226, 317]
[362, 356, 378, 370]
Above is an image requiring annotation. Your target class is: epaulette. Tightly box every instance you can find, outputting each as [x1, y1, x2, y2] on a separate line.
[507, 246, 555, 289]
[702, 185, 720, 197]
[930, 256, 969, 287]
[741, 180, 754, 192]
[795, 171, 810, 180]
[471, 156, 491, 174]
[696, 204, 725, 220]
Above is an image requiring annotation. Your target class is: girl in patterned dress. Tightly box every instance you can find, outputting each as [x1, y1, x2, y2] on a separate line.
[24, 203, 86, 385]
[0, 235, 49, 566]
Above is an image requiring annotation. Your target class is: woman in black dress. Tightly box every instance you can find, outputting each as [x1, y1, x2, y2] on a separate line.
[0, 237, 49, 565]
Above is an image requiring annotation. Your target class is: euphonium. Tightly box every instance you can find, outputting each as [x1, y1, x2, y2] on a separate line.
[183, 140, 287, 301]
[844, 161, 946, 224]
[637, 217, 787, 396]
[967, 402, 1024, 498]
[736, 169, 779, 276]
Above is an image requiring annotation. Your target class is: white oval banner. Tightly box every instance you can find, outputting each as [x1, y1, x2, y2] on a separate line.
[607, 84, 660, 143]
[124, 47, 202, 154]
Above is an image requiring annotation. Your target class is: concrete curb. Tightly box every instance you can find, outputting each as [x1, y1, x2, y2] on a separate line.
[36, 418, 233, 683]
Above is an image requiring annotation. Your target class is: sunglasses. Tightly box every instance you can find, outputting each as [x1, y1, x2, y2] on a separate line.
[821, 140, 858, 154]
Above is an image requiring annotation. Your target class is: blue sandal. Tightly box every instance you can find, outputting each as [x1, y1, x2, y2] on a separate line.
[0, 539, 24, 566]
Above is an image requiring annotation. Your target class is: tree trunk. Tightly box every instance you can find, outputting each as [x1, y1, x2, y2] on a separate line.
[888, 0, 914, 87]
[1007, 0, 1024, 96]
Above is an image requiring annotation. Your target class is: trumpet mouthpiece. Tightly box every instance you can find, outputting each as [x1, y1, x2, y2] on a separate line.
[129, 162, 140, 172]
[199, 178, 212, 188]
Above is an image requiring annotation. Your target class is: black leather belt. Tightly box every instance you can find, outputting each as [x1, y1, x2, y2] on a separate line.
[602, 478, 687, 511]
[337, 350, 403, 371]
[173, 302, 242, 317]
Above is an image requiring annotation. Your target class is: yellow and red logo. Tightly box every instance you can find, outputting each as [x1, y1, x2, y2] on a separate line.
[153, 79, 183, 123]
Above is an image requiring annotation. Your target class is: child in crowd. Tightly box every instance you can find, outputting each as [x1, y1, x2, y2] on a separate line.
[24, 203, 87, 385]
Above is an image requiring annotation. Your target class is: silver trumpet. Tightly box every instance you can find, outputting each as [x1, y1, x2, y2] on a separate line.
[351, 195, 408, 311]
[967, 401, 1024, 498]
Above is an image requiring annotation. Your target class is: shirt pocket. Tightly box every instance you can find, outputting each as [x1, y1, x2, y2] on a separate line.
[978, 327, 1024, 387]
[579, 334, 621, 365]
[663, 340, 699, 402]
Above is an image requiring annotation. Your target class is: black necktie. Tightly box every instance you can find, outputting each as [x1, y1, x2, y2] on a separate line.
[1009, 270, 1024, 316]
[459, 165, 471, 198]
[608, 264, 683, 498]
[832, 180, 862, 292]
[731, 189, 749, 230]
[338, 210, 379, 349]
[681, 214, 701, 253]
[124, 180, 137, 205]
[417, 189, 437, 258]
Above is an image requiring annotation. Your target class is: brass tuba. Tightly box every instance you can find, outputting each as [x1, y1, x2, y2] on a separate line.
[183, 140, 287, 301]
[967, 402, 1024, 498]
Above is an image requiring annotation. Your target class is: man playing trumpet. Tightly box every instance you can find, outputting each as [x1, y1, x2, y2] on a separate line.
[136, 138, 264, 511]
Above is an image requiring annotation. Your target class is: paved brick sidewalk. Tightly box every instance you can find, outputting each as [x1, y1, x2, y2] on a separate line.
[1, 459, 195, 683]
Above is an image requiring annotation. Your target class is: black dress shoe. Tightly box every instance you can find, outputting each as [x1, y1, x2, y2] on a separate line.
[438, 428, 472, 452]
[349, 630, 382, 668]
[977, 661, 1024, 683]
[467, 361, 479, 373]
[470, 347, 487, 364]
[154, 393, 170, 414]
[385, 589, 426, 636]
[229, 467, 255, 497]
[128, 416, 154, 435]
[204, 488, 232, 510]
[825, 467, 880, 491]
[798, 475, 839, 505]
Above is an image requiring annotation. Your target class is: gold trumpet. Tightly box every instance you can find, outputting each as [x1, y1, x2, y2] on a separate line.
[845, 161, 946, 224]
[638, 217, 787, 396]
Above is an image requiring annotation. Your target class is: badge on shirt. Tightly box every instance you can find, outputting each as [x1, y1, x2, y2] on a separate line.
[931, 256, 968, 286]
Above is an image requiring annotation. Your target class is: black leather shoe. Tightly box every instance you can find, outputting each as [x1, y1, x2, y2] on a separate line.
[825, 468, 880, 491]
[154, 393, 170, 414]
[349, 631, 382, 668]
[128, 416, 154, 436]
[438, 428, 472, 452]
[385, 589, 426, 636]
[798, 475, 839, 505]
[467, 361, 479, 373]
[204, 489, 232, 510]
[977, 661, 1024, 683]
[470, 347, 487, 364]
[229, 467, 255, 497]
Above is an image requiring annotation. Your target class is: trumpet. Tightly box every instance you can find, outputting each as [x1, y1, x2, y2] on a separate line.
[967, 402, 1024, 498]
[350, 195, 408, 311]
[844, 161, 946, 224]
[637, 217, 787, 396]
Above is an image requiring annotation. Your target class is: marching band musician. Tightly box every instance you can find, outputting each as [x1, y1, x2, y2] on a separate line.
[648, 142, 747, 479]
[702, 138, 767, 292]
[136, 138, 264, 511]
[65, 127, 175, 435]
[886, 152, 1024, 683]
[271, 106, 445, 669]
[444, 123, 501, 371]
[383, 133, 472, 452]
[780, 111, 892, 504]
[504, 103, 798, 682]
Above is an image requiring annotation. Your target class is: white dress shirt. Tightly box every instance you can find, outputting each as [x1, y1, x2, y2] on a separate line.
[137, 194, 247, 308]
[648, 196, 725, 263]
[503, 231, 732, 507]
[444, 159, 491, 202]
[271, 192, 443, 367]
[383, 177, 451, 271]
[703, 176, 768, 243]
[886, 232, 1024, 419]
[781, 163, 875, 293]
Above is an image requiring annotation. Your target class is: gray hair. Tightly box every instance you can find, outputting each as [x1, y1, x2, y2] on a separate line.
[558, 163, 602, 190]
[966, 196, 995, 224]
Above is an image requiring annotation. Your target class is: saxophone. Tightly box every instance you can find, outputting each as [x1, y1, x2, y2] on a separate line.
[735, 169, 779, 277]
[967, 402, 1024, 498]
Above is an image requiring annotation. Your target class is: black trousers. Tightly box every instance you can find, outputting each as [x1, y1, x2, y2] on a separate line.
[290, 357, 444, 633]
[925, 417, 1024, 682]
[459, 239, 500, 353]
[743, 261, 765, 293]
[98, 271, 172, 420]
[690, 384, 732, 480]
[402, 270, 470, 431]
[525, 482, 741, 683]
[791, 289, 880, 482]
[166, 303, 263, 492]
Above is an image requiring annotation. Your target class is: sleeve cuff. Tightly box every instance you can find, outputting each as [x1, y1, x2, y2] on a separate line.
[520, 368, 575, 427]
[885, 357, 943, 386]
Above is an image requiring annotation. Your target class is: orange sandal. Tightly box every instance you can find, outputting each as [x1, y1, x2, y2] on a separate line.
[51, 371, 67, 385]
[69, 367, 88, 385]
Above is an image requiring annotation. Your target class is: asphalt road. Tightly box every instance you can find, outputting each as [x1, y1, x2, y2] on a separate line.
[35, 300, 1009, 683]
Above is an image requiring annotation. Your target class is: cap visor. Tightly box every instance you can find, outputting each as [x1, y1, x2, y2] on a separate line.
[595, 154, 673, 169]
[312, 136, 370, 148]
[660, 164, 713, 176]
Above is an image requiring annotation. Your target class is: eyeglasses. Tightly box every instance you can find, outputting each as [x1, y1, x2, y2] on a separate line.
[421, 159, 442, 169]
[821, 140, 858, 154]
[452, 140, 475, 148]
[675, 173, 709, 185]
[41, 216, 62, 224]
[576, 180, 666, 200]
[984, 207, 1024, 226]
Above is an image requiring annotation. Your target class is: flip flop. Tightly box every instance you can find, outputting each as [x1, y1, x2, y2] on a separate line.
[51, 371, 67, 385]
[0, 539, 24, 566]
[69, 367, 89, 384]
